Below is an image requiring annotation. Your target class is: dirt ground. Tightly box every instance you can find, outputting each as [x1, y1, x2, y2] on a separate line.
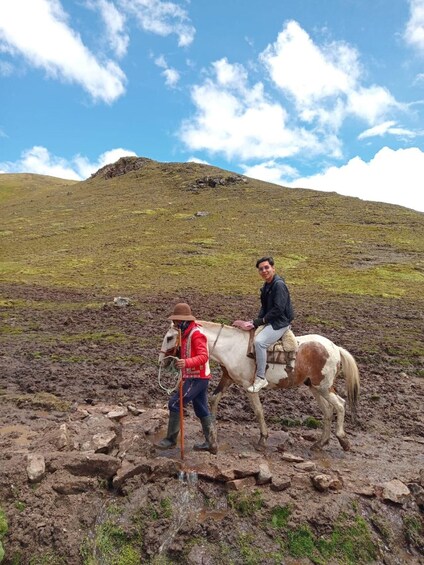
[0, 284, 423, 564]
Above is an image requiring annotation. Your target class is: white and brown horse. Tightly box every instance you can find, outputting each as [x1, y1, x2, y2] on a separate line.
[159, 321, 360, 452]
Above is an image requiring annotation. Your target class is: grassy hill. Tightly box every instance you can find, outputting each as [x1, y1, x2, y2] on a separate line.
[1, 158, 423, 301]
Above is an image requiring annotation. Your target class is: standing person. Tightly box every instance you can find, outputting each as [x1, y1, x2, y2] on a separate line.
[157, 303, 217, 454]
[234, 256, 294, 393]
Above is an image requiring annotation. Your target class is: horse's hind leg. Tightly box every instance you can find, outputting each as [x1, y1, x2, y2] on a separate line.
[247, 392, 268, 450]
[309, 387, 333, 450]
[323, 389, 350, 451]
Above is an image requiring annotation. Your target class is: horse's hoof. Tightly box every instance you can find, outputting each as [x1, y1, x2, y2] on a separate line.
[338, 437, 351, 451]
[311, 441, 323, 451]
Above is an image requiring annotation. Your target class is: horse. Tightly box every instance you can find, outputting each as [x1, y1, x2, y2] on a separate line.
[159, 321, 360, 452]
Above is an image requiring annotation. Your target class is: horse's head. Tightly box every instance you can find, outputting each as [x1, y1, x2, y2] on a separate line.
[158, 323, 179, 366]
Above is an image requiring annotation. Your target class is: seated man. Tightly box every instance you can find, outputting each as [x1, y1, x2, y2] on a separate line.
[234, 256, 295, 393]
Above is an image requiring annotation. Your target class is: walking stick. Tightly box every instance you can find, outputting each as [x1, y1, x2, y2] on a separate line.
[177, 328, 185, 460]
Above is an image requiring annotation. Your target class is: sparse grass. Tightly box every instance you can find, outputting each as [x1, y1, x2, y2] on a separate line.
[0, 507, 8, 558]
[29, 553, 67, 565]
[227, 489, 264, 516]
[303, 416, 322, 429]
[269, 506, 378, 564]
[0, 392, 71, 412]
[403, 513, 424, 552]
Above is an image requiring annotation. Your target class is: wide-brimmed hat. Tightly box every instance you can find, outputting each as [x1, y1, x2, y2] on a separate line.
[168, 302, 196, 321]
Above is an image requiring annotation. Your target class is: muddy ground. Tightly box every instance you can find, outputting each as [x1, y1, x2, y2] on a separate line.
[0, 284, 423, 564]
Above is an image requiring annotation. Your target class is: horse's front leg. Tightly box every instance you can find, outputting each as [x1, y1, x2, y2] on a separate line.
[247, 392, 268, 450]
[209, 366, 232, 452]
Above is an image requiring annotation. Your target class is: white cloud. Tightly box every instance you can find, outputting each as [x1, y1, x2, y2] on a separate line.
[260, 20, 399, 128]
[87, 0, 129, 58]
[180, 57, 335, 161]
[358, 121, 416, 140]
[154, 54, 180, 87]
[404, 0, 424, 53]
[286, 147, 424, 212]
[0, 146, 137, 180]
[181, 21, 400, 163]
[0, 0, 126, 103]
[119, 0, 195, 47]
[241, 160, 298, 185]
[188, 156, 210, 165]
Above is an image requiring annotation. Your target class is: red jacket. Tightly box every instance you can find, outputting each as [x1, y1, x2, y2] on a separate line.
[181, 322, 210, 379]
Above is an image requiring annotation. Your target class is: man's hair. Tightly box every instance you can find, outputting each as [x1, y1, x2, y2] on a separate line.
[256, 256, 274, 268]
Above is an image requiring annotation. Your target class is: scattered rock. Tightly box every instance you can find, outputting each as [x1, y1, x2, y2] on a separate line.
[91, 430, 117, 453]
[48, 452, 121, 479]
[311, 473, 342, 492]
[257, 463, 272, 485]
[225, 476, 256, 491]
[27, 453, 45, 483]
[407, 482, 424, 508]
[382, 479, 411, 504]
[52, 470, 97, 494]
[107, 407, 128, 420]
[56, 423, 70, 451]
[281, 453, 304, 463]
[112, 459, 151, 490]
[271, 475, 292, 492]
[295, 461, 316, 472]
[113, 296, 131, 307]
[128, 404, 144, 416]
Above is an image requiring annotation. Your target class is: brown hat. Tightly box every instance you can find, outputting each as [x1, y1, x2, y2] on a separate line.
[168, 302, 196, 321]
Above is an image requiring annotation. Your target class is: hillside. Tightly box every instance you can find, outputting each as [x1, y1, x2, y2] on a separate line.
[1, 158, 423, 298]
[0, 158, 423, 564]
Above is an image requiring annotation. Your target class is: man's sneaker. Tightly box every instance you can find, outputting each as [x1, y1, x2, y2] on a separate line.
[247, 377, 268, 393]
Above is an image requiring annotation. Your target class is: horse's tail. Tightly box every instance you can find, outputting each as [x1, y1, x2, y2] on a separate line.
[338, 347, 360, 424]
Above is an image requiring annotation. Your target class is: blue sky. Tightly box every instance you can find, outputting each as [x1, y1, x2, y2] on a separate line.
[1, 0, 424, 212]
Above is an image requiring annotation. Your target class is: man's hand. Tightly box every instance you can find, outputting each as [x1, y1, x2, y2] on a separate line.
[175, 358, 186, 369]
[233, 320, 255, 331]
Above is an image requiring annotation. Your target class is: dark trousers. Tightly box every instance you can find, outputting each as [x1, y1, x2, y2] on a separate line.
[169, 378, 210, 418]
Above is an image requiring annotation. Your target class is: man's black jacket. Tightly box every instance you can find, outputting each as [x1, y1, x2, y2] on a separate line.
[254, 275, 294, 330]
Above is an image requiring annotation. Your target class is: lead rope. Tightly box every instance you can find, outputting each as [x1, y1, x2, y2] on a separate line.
[158, 356, 181, 394]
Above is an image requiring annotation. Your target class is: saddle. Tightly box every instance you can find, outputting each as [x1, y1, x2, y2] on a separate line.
[247, 327, 298, 371]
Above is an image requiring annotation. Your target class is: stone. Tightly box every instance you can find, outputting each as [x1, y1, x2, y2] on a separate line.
[27, 453, 45, 483]
[225, 476, 256, 491]
[382, 479, 411, 504]
[353, 484, 375, 497]
[311, 473, 333, 492]
[113, 296, 131, 307]
[281, 453, 304, 463]
[257, 463, 272, 485]
[91, 431, 117, 453]
[149, 457, 181, 481]
[294, 461, 316, 472]
[48, 452, 121, 479]
[52, 470, 97, 494]
[107, 407, 128, 420]
[127, 404, 144, 416]
[271, 475, 292, 492]
[408, 482, 424, 508]
[56, 423, 70, 451]
[112, 459, 151, 489]
[419, 468, 424, 488]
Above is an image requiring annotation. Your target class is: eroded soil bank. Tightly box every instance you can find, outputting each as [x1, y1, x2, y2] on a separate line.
[0, 284, 423, 564]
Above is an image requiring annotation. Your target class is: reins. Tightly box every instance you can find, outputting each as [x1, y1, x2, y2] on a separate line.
[209, 323, 224, 357]
[157, 355, 181, 394]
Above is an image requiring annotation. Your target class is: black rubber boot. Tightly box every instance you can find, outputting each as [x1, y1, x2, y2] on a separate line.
[156, 411, 180, 449]
[193, 415, 217, 454]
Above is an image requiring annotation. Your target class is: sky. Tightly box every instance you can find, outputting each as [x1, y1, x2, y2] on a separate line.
[0, 0, 424, 213]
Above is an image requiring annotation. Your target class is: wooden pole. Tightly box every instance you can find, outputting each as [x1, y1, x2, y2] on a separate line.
[178, 329, 184, 460]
